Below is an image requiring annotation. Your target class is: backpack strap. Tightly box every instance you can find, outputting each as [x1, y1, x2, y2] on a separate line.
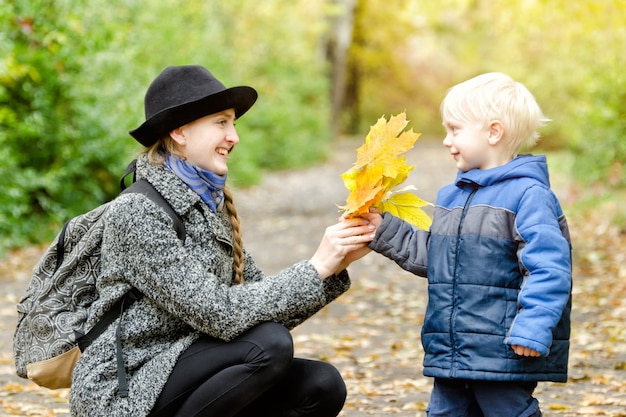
[119, 159, 185, 241]
[54, 221, 70, 272]
[119, 159, 137, 191]
[74, 288, 143, 398]
[122, 179, 186, 241]
[75, 288, 143, 352]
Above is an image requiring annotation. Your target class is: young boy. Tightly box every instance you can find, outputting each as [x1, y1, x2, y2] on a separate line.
[365, 72, 572, 416]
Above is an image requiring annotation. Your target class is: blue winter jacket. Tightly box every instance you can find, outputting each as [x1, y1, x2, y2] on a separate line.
[370, 154, 572, 382]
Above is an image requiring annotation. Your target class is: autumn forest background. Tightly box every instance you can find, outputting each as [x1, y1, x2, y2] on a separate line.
[1, 1, 626, 415]
[1, 0, 625, 251]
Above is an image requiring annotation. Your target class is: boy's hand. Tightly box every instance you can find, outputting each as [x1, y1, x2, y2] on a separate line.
[361, 207, 383, 229]
[511, 345, 541, 357]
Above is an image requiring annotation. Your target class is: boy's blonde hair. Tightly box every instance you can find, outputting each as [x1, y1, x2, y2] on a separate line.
[440, 72, 549, 155]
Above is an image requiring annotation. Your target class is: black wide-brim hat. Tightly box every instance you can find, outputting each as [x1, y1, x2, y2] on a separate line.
[129, 65, 258, 146]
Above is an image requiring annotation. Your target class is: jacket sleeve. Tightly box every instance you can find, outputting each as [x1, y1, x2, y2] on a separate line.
[368, 212, 430, 277]
[505, 185, 572, 355]
[240, 249, 351, 329]
[239, 247, 351, 330]
[102, 193, 345, 341]
[279, 269, 351, 330]
[242, 249, 350, 298]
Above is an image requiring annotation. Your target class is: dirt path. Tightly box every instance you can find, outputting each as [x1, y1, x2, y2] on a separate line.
[1, 138, 625, 416]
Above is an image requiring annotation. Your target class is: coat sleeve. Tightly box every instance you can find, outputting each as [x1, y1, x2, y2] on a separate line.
[101, 193, 347, 341]
[505, 185, 572, 355]
[278, 269, 351, 330]
[239, 240, 351, 330]
[368, 213, 430, 277]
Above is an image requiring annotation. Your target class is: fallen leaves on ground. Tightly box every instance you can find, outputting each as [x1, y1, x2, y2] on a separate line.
[1, 185, 626, 416]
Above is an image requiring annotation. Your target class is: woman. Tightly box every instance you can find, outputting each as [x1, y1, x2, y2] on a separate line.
[69, 65, 375, 417]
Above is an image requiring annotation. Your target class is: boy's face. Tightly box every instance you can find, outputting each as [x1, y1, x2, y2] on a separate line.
[442, 118, 508, 172]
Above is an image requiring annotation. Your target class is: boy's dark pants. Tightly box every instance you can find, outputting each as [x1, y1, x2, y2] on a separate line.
[427, 378, 541, 417]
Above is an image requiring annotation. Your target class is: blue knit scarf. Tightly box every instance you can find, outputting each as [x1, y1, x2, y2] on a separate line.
[165, 153, 226, 212]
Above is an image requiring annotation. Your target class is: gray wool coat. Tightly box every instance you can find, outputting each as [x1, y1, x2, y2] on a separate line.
[69, 154, 351, 416]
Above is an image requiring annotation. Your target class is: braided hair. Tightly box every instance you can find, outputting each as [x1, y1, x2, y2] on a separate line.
[222, 187, 245, 284]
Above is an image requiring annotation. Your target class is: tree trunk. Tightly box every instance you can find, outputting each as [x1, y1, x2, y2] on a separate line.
[324, 0, 357, 137]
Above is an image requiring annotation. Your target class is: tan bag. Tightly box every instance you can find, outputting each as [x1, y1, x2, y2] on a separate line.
[25, 346, 81, 389]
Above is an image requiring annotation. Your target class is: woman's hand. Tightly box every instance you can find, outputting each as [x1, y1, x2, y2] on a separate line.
[334, 243, 372, 274]
[309, 217, 375, 279]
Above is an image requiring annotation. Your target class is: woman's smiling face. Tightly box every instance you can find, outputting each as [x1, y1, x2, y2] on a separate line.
[170, 109, 239, 174]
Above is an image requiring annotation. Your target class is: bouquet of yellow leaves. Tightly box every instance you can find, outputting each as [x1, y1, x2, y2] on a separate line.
[339, 112, 432, 230]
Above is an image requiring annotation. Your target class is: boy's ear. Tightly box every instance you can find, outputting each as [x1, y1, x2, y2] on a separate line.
[487, 120, 504, 145]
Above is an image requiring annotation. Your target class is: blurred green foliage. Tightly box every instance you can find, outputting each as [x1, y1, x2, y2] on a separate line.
[1, 0, 624, 254]
[0, 0, 330, 252]
[347, 0, 625, 187]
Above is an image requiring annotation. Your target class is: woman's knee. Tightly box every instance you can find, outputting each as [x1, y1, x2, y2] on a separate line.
[298, 360, 346, 400]
[250, 322, 293, 359]
[305, 361, 347, 415]
[240, 322, 294, 376]
[314, 361, 346, 398]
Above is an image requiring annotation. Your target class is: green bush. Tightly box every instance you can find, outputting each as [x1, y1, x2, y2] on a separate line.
[0, 0, 331, 254]
[567, 66, 626, 187]
[0, 0, 113, 250]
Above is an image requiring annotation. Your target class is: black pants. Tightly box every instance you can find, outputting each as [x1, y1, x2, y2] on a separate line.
[149, 322, 347, 417]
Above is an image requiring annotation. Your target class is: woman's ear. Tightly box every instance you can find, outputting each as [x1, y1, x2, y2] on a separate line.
[169, 127, 186, 146]
[487, 120, 504, 145]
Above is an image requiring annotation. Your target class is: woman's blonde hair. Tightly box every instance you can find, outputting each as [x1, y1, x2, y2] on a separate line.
[147, 136, 245, 284]
[440, 72, 549, 156]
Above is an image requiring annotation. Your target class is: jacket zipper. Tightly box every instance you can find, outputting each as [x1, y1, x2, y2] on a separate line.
[449, 184, 478, 378]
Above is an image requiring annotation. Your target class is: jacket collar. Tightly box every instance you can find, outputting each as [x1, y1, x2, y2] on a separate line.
[455, 154, 550, 189]
[135, 154, 202, 218]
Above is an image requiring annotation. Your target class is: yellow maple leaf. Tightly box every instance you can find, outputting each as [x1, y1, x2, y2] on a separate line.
[354, 112, 416, 170]
[340, 112, 432, 230]
[379, 190, 432, 230]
